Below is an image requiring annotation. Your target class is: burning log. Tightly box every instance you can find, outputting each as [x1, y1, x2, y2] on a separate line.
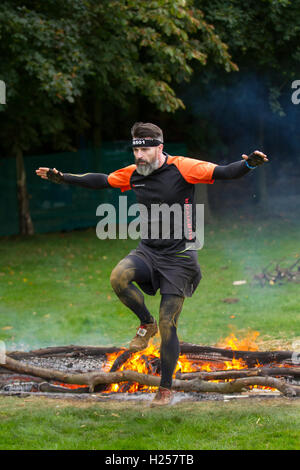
[2, 332, 300, 399]
[1, 354, 300, 398]
[39, 382, 90, 394]
[6, 342, 295, 366]
[179, 342, 294, 366]
[109, 350, 133, 372]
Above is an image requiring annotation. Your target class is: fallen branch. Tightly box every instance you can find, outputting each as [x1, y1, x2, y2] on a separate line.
[176, 367, 300, 381]
[7, 345, 122, 360]
[171, 376, 299, 397]
[253, 258, 300, 286]
[1, 355, 299, 397]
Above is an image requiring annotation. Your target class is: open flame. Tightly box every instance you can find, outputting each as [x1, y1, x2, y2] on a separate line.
[217, 330, 260, 370]
[216, 330, 260, 351]
[102, 339, 161, 393]
[103, 330, 265, 393]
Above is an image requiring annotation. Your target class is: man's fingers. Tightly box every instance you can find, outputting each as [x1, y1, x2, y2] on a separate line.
[36, 167, 49, 176]
[36, 167, 49, 172]
[36, 167, 61, 179]
[253, 150, 268, 161]
[242, 151, 269, 167]
[243, 151, 269, 164]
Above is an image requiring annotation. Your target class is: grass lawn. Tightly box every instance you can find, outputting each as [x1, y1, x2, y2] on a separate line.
[0, 212, 299, 450]
[0, 397, 299, 450]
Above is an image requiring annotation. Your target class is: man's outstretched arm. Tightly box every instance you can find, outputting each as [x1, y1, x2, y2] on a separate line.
[35, 167, 111, 189]
[213, 150, 268, 180]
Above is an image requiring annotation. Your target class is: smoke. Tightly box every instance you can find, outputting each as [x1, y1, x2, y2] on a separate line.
[182, 72, 300, 164]
[181, 72, 300, 218]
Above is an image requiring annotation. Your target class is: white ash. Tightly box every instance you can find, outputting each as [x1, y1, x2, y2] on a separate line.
[3, 382, 39, 392]
[20, 355, 106, 373]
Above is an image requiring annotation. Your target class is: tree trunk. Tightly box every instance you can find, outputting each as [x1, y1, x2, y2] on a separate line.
[195, 183, 212, 225]
[188, 148, 213, 224]
[15, 146, 34, 235]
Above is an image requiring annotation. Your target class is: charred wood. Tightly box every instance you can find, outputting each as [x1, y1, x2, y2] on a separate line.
[179, 343, 294, 366]
[109, 350, 133, 372]
[7, 343, 295, 368]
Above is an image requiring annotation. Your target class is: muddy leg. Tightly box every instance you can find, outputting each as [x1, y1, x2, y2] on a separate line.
[110, 257, 154, 325]
[158, 294, 185, 389]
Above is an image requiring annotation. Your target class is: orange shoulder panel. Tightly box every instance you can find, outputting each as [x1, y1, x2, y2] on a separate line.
[167, 155, 217, 184]
[107, 164, 136, 192]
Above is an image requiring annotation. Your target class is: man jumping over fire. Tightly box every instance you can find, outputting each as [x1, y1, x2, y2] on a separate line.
[36, 122, 268, 406]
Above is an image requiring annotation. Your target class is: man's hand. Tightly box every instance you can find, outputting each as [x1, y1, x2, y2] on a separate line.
[35, 167, 64, 183]
[242, 150, 269, 167]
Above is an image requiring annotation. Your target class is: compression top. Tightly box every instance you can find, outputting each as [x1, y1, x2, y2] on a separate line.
[62, 153, 250, 253]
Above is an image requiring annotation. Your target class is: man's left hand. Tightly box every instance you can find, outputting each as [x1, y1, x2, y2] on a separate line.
[242, 150, 269, 167]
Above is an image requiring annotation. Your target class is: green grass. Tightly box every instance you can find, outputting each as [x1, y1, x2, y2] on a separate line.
[0, 214, 299, 450]
[0, 397, 299, 450]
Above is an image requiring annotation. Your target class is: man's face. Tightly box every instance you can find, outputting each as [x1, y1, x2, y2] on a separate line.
[133, 139, 163, 176]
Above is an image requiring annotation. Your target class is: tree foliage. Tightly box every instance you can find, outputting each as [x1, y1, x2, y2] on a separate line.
[0, 0, 238, 154]
[198, 0, 300, 71]
[197, 0, 300, 113]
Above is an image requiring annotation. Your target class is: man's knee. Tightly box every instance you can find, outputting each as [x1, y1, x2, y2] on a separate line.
[159, 317, 174, 339]
[110, 259, 135, 293]
[159, 295, 184, 329]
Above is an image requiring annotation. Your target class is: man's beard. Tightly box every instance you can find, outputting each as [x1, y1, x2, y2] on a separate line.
[135, 157, 160, 176]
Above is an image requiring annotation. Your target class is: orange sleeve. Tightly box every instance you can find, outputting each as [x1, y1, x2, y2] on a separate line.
[107, 165, 136, 192]
[168, 155, 217, 184]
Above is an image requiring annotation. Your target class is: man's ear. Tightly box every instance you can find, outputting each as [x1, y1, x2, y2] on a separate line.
[157, 145, 163, 157]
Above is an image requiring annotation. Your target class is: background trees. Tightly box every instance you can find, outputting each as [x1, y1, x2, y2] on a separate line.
[0, 0, 237, 234]
[0, 0, 299, 234]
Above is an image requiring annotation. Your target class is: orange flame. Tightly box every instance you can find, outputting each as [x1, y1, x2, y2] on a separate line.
[216, 330, 260, 352]
[104, 339, 161, 393]
[217, 330, 260, 371]
[103, 330, 268, 393]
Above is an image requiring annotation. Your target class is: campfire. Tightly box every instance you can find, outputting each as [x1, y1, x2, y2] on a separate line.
[1, 331, 299, 401]
[102, 331, 262, 394]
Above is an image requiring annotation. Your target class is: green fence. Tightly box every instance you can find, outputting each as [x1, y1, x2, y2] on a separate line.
[0, 142, 186, 236]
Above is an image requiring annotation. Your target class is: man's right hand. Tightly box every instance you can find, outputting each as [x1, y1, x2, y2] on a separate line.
[35, 167, 64, 183]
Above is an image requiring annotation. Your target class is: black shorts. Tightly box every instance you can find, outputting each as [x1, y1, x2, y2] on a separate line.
[126, 242, 202, 298]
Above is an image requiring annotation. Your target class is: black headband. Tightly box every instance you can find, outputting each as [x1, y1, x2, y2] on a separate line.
[132, 138, 163, 147]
